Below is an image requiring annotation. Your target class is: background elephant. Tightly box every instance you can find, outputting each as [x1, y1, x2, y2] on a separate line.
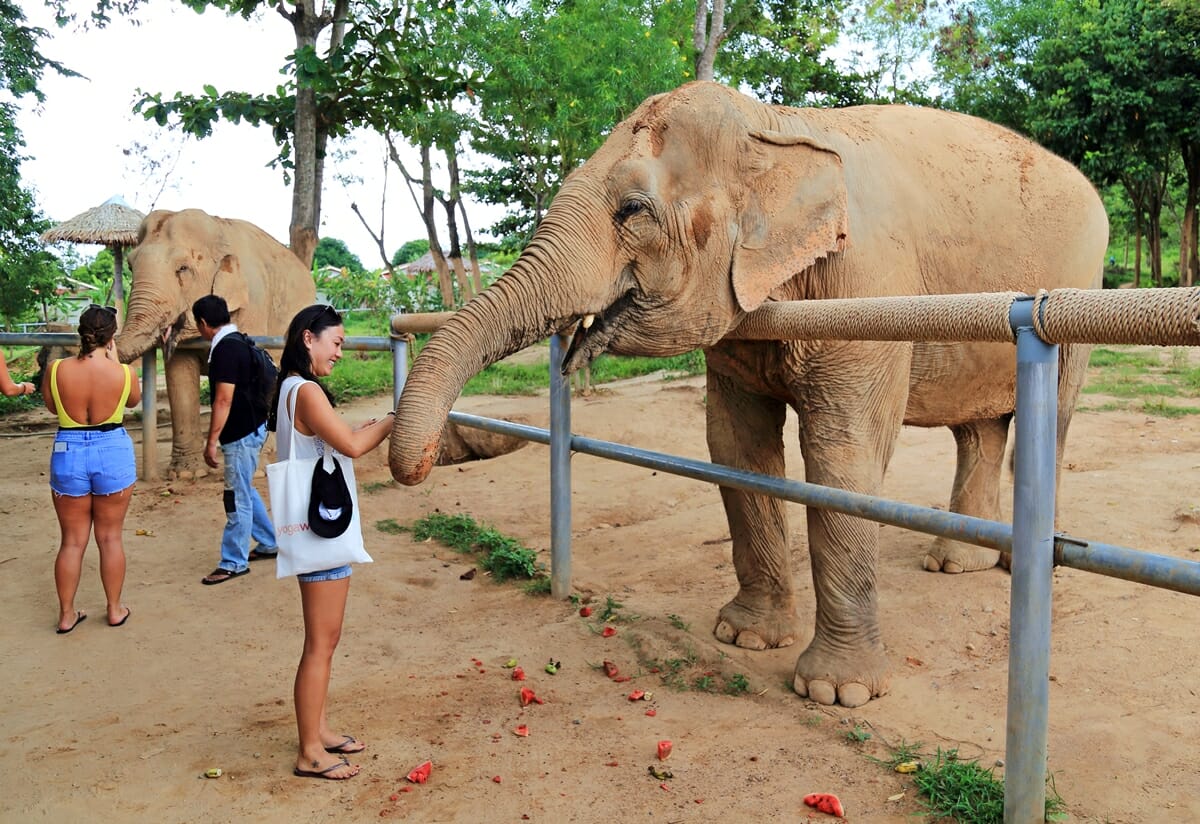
[387, 81, 1108, 707]
[117, 208, 316, 478]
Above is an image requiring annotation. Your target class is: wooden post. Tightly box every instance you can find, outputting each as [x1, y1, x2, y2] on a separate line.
[112, 245, 125, 328]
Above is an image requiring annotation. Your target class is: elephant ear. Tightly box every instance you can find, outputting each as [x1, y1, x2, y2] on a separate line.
[209, 253, 249, 316]
[731, 130, 849, 313]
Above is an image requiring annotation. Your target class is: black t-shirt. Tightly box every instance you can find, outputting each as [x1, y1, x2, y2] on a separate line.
[209, 332, 265, 445]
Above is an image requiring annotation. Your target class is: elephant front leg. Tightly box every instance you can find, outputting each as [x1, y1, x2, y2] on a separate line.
[924, 417, 1010, 574]
[165, 353, 208, 479]
[793, 505, 890, 707]
[705, 372, 802, 651]
[791, 347, 909, 707]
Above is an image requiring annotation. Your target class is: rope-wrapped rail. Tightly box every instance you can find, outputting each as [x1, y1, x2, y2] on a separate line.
[730, 287, 1200, 346]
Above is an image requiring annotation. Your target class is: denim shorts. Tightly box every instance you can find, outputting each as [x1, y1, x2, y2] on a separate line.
[50, 428, 137, 497]
[298, 564, 352, 583]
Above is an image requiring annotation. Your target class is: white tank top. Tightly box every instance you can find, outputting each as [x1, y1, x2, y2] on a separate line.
[275, 375, 326, 460]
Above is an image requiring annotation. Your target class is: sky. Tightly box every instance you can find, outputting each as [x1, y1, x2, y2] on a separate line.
[15, 1, 502, 267]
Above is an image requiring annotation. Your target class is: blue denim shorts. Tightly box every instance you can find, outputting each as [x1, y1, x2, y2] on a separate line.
[50, 428, 137, 497]
[298, 564, 353, 583]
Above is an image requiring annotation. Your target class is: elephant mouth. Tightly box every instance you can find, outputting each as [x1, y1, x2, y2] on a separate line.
[561, 290, 639, 374]
[161, 313, 187, 360]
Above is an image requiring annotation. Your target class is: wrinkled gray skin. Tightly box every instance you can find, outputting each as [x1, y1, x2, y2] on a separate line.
[116, 209, 316, 478]
[388, 82, 1108, 707]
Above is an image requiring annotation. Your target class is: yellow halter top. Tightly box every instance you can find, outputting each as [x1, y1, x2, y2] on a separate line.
[50, 359, 132, 428]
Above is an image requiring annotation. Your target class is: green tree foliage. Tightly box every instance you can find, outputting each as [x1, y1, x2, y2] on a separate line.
[842, 0, 936, 104]
[97, 0, 450, 268]
[458, 0, 692, 246]
[1024, 0, 1199, 286]
[932, 0, 1200, 286]
[69, 247, 133, 297]
[0, 0, 73, 327]
[313, 236, 365, 275]
[714, 0, 864, 106]
[391, 238, 430, 266]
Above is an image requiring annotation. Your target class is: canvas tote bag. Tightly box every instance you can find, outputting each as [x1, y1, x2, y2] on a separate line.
[266, 383, 372, 578]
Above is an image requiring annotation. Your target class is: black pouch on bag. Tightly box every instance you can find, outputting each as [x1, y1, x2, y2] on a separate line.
[308, 453, 354, 539]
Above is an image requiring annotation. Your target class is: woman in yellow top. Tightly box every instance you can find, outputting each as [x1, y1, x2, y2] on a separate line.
[41, 305, 141, 634]
[0, 348, 36, 397]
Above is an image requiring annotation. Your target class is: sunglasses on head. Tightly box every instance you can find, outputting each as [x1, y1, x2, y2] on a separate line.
[88, 304, 117, 314]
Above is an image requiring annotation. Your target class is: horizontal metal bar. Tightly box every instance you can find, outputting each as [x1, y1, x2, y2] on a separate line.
[447, 411, 1200, 596]
[0, 333, 393, 352]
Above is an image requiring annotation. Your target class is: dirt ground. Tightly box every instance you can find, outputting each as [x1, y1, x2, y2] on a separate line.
[3, 360, 1200, 824]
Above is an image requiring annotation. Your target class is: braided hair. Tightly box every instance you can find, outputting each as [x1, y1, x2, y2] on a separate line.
[77, 305, 118, 357]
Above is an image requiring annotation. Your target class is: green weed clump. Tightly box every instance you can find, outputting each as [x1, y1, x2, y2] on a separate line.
[407, 512, 542, 583]
[893, 747, 1067, 824]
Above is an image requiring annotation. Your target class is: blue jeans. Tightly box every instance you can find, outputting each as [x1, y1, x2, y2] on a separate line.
[218, 423, 276, 573]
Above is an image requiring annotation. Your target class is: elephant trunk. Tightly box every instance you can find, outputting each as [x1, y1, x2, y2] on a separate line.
[116, 290, 186, 364]
[388, 256, 577, 486]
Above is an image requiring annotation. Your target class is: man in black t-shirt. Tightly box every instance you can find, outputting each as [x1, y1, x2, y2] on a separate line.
[192, 295, 278, 585]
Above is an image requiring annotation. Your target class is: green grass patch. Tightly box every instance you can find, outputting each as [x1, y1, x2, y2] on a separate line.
[406, 512, 543, 583]
[374, 518, 406, 535]
[1085, 345, 1200, 418]
[874, 744, 1067, 824]
[459, 349, 706, 396]
[1087, 347, 1161, 369]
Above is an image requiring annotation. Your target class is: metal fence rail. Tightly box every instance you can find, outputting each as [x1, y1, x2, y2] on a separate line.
[0, 332, 405, 481]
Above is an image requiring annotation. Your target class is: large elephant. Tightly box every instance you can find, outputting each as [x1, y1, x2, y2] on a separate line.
[117, 209, 316, 478]
[387, 82, 1107, 707]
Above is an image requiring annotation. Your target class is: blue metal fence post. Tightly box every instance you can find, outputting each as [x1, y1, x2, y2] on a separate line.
[548, 335, 573, 598]
[1005, 297, 1058, 823]
[392, 335, 408, 410]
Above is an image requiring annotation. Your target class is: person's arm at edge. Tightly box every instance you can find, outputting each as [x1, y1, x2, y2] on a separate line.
[204, 381, 234, 468]
[0, 348, 35, 397]
[294, 381, 392, 459]
[122, 363, 142, 408]
[41, 359, 56, 414]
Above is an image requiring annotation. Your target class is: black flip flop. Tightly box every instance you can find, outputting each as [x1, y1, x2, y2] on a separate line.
[248, 549, 278, 562]
[56, 611, 86, 634]
[109, 607, 131, 627]
[293, 758, 356, 780]
[201, 567, 250, 585]
[324, 735, 365, 755]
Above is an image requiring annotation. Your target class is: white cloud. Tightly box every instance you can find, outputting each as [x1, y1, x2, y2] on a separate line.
[15, 1, 503, 265]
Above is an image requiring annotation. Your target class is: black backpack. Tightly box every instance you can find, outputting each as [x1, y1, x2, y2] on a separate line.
[233, 332, 278, 421]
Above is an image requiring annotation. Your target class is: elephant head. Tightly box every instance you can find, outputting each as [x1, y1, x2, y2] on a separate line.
[116, 209, 256, 363]
[390, 81, 849, 484]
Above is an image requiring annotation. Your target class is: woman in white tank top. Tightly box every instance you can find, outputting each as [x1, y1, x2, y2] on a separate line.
[268, 305, 394, 781]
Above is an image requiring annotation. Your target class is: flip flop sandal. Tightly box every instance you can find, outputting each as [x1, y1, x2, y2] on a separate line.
[293, 758, 356, 780]
[248, 549, 278, 562]
[201, 567, 250, 585]
[324, 735, 365, 755]
[56, 611, 87, 634]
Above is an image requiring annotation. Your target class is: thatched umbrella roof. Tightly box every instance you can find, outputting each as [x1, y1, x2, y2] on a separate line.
[40, 195, 145, 246]
[41, 196, 146, 325]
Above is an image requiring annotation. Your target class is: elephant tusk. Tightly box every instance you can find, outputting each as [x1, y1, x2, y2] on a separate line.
[582, 313, 595, 330]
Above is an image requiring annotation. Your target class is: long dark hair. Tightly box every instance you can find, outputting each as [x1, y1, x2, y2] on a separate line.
[267, 304, 342, 432]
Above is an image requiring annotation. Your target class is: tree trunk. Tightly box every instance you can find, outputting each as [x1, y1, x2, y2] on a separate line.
[283, 0, 348, 269]
[1181, 140, 1199, 287]
[692, 0, 727, 82]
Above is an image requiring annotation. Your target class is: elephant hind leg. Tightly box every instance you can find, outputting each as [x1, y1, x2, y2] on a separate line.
[924, 416, 1011, 574]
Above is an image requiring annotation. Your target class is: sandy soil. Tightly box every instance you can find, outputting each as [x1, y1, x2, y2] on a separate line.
[3, 362, 1199, 823]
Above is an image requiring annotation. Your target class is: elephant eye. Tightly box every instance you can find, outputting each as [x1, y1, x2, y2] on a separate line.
[615, 199, 648, 223]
